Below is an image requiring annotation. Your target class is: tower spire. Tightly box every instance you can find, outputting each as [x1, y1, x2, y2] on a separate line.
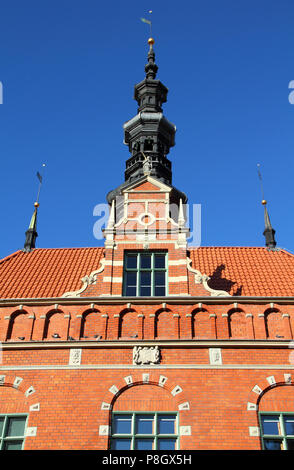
[257, 164, 277, 249]
[23, 202, 39, 252]
[262, 199, 277, 249]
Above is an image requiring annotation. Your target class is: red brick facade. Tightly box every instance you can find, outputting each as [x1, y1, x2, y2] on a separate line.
[0, 173, 294, 451]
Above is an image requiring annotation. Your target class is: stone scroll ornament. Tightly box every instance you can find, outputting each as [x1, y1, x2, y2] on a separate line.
[133, 346, 161, 365]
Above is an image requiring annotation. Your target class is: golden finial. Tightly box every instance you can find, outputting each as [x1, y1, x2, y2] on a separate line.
[34, 202, 40, 208]
[148, 37, 155, 46]
[261, 199, 267, 205]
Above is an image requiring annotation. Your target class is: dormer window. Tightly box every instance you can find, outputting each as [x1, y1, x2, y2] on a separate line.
[123, 252, 167, 297]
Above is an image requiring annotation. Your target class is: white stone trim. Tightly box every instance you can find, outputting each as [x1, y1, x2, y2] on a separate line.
[249, 426, 260, 437]
[29, 403, 40, 412]
[178, 402, 190, 411]
[25, 386, 35, 397]
[169, 276, 187, 282]
[109, 385, 119, 395]
[101, 402, 111, 410]
[247, 402, 257, 411]
[69, 349, 82, 366]
[186, 258, 231, 297]
[266, 375, 276, 386]
[168, 259, 187, 266]
[284, 373, 292, 383]
[171, 385, 182, 396]
[209, 348, 222, 365]
[99, 425, 110, 436]
[124, 375, 133, 386]
[13, 377, 23, 388]
[252, 385, 263, 395]
[25, 427, 37, 437]
[158, 375, 168, 387]
[62, 258, 106, 297]
[103, 277, 123, 283]
[0, 375, 5, 385]
[180, 426, 191, 436]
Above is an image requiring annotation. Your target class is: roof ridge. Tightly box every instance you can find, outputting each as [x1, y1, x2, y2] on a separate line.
[0, 250, 23, 265]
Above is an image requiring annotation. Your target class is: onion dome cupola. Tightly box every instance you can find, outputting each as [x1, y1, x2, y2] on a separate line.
[123, 38, 176, 186]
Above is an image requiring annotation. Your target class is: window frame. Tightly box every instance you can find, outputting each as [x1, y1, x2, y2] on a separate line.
[0, 413, 28, 450]
[110, 411, 179, 450]
[123, 251, 168, 297]
[259, 411, 294, 450]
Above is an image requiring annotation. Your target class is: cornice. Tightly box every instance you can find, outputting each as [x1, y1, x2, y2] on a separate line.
[0, 295, 294, 307]
[1, 339, 293, 350]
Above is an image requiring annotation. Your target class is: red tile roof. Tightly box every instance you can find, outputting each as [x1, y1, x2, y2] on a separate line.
[0, 246, 293, 299]
[0, 248, 104, 299]
[189, 247, 294, 297]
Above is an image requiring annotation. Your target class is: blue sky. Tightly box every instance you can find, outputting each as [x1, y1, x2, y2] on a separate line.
[0, 0, 294, 259]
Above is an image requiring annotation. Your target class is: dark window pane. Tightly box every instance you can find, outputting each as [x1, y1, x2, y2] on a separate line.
[3, 440, 23, 450]
[136, 415, 154, 434]
[286, 439, 294, 450]
[158, 438, 177, 450]
[125, 271, 137, 296]
[6, 417, 26, 437]
[284, 417, 294, 435]
[154, 255, 166, 269]
[141, 286, 151, 296]
[113, 415, 132, 434]
[154, 286, 165, 296]
[140, 272, 151, 286]
[0, 418, 4, 436]
[111, 439, 132, 450]
[158, 415, 176, 434]
[263, 439, 283, 450]
[135, 439, 153, 450]
[261, 416, 280, 435]
[126, 286, 136, 296]
[126, 271, 136, 286]
[126, 255, 137, 269]
[155, 271, 165, 286]
[141, 255, 151, 269]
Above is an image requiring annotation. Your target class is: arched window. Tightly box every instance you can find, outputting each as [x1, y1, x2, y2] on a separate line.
[110, 384, 179, 450]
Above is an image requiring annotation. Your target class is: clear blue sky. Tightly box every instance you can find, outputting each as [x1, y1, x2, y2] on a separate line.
[0, 0, 293, 259]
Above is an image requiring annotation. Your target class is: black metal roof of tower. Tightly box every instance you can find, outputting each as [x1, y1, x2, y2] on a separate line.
[262, 199, 277, 250]
[107, 37, 187, 204]
[23, 202, 39, 252]
[123, 38, 176, 186]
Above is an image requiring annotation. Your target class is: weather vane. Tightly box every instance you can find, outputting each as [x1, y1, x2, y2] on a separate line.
[257, 163, 266, 205]
[35, 163, 46, 206]
[140, 10, 153, 37]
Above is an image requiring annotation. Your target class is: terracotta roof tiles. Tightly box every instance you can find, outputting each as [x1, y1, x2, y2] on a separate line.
[0, 246, 293, 299]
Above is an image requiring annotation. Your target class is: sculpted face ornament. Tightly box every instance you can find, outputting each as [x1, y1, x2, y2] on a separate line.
[133, 346, 161, 365]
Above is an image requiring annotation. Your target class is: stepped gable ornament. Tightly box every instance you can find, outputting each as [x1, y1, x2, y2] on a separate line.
[62, 257, 106, 298]
[186, 258, 231, 297]
[133, 346, 161, 365]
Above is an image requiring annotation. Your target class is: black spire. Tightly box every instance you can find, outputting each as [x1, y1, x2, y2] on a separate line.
[23, 202, 39, 252]
[262, 199, 277, 249]
[123, 38, 176, 186]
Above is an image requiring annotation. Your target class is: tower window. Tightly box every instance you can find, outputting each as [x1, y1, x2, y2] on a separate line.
[110, 412, 178, 450]
[144, 139, 153, 151]
[123, 252, 167, 297]
[260, 412, 294, 450]
[0, 414, 27, 450]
